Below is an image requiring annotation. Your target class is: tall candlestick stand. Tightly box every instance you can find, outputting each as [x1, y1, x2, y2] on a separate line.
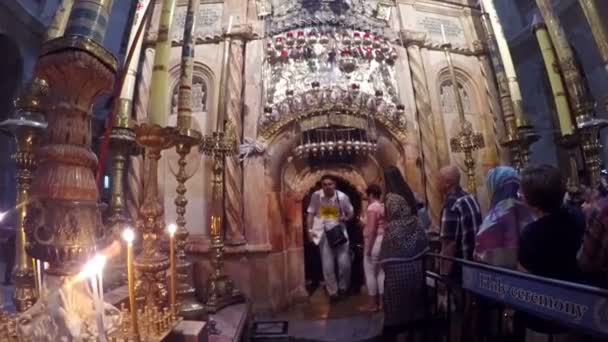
[172, 130, 206, 319]
[478, 3, 538, 170]
[109, 128, 136, 229]
[134, 123, 175, 308]
[442, 42, 485, 194]
[199, 131, 243, 313]
[577, 0, 608, 72]
[17, 0, 118, 338]
[0, 78, 48, 312]
[535, 0, 608, 187]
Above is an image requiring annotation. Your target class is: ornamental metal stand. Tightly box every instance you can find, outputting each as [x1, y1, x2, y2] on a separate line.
[172, 128, 206, 319]
[199, 130, 243, 313]
[0, 78, 48, 312]
[442, 42, 485, 194]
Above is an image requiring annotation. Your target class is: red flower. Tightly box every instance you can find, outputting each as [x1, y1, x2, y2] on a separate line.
[298, 31, 304, 36]
[280, 50, 288, 56]
[354, 32, 361, 37]
[276, 36, 283, 42]
[286, 32, 293, 37]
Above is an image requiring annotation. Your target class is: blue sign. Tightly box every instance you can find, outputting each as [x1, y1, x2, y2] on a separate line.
[462, 265, 608, 337]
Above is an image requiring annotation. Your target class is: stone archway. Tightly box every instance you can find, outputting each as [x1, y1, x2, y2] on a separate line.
[263, 118, 400, 304]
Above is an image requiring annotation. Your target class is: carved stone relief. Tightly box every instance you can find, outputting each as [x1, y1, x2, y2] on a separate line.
[171, 3, 224, 43]
[440, 81, 472, 114]
[171, 75, 207, 115]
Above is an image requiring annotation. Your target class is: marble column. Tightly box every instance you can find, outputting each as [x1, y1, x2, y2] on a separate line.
[223, 26, 253, 245]
[401, 30, 442, 230]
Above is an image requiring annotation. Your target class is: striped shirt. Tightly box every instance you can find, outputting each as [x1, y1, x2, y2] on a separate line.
[440, 186, 482, 260]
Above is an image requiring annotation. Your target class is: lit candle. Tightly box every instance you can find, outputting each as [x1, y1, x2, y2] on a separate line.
[440, 24, 447, 44]
[83, 255, 107, 342]
[168, 223, 177, 313]
[122, 228, 140, 341]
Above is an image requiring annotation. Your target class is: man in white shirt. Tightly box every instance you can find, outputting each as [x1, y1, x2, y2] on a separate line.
[307, 175, 354, 302]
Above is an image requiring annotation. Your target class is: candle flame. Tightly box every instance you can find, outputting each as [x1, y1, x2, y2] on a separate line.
[122, 228, 135, 244]
[168, 223, 177, 236]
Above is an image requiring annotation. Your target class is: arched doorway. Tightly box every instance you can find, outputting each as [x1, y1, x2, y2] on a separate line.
[301, 176, 364, 296]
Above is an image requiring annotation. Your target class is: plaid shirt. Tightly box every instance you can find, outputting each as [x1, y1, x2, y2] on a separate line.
[440, 186, 482, 260]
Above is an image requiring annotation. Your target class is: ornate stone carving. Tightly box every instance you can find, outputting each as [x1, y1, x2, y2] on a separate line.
[266, 0, 392, 37]
[403, 30, 442, 230]
[224, 34, 248, 245]
[440, 81, 472, 114]
[258, 87, 407, 143]
[171, 3, 224, 44]
[172, 76, 207, 115]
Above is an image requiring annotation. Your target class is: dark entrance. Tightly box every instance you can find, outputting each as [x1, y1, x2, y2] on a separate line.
[301, 175, 363, 295]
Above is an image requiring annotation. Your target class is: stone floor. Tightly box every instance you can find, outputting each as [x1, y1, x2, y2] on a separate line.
[252, 289, 384, 342]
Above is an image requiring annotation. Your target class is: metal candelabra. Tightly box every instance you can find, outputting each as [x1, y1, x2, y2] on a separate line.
[199, 130, 243, 313]
[172, 128, 206, 319]
[442, 42, 485, 194]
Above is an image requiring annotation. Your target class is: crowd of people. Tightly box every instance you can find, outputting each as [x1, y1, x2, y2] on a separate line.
[306, 163, 608, 341]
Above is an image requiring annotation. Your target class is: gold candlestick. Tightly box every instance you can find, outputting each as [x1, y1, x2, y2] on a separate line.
[479, 1, 538, 169]
[199, 131, 243, 313]
[441, 32, 485, 194]
[122, 228, 140, 342]
[577, 0, 608, 71]
[134, 124, 175, 307]
[172, 130, 205, 319]
[535, 0, 608, 187]
[195, 18, 243, 313]
[533, 18, 575, 137]
[0, 78, 48, 312]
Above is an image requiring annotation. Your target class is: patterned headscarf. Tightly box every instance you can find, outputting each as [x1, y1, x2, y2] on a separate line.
[475, 166, 535, 268]
[380, 193, 429, 261]
[487, 166, 520, 207]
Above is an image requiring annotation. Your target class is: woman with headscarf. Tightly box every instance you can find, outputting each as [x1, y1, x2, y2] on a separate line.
[474, 166, 535, 268]
[380, 166, 429, 341]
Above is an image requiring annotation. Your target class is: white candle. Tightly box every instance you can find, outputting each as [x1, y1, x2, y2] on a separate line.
[98, 270, 105, 328]
[227, 15, 233, 35]
[36, 259, 43, 294]
[441, 24, 448, 44]
[91, 277, 106, 342]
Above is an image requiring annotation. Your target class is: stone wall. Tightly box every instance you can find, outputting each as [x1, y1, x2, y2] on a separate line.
[139, 0, 504, 312]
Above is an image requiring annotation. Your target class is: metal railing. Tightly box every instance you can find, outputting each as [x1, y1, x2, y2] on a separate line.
[419, 253, 608, 342]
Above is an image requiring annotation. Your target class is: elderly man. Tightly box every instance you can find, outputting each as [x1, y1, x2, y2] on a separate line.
[307, 174, 354, 302]
[438, 165, 482, 278]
